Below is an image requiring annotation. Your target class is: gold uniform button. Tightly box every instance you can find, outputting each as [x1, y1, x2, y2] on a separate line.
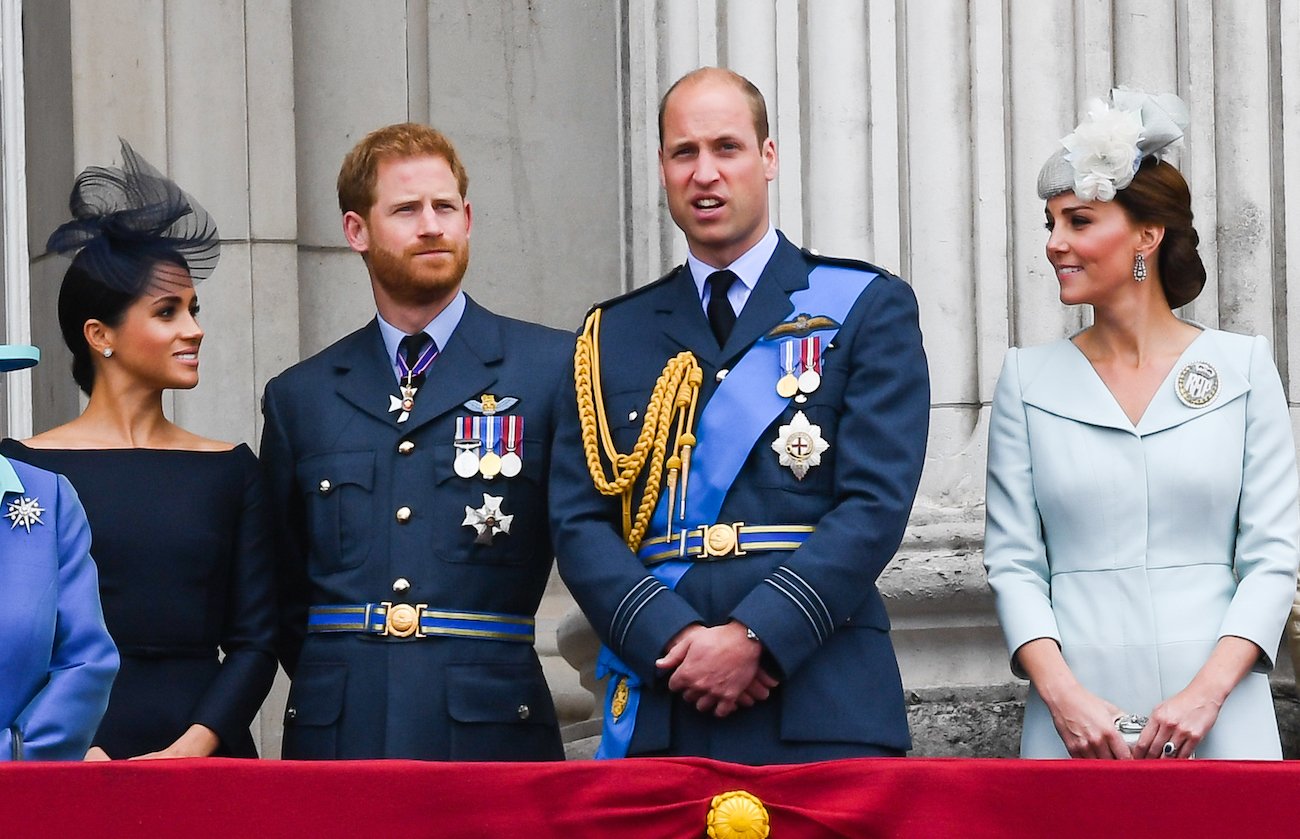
[392, 577, 411, 594]
[517, 704, 530, 720]
[398, 440, 415, 455]
[395, 506, 412, 523]
[318, 479, 332, 494]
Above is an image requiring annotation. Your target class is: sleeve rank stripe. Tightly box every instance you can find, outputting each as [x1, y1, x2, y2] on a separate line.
[611, 576, 666, 649]
[611, 577, 660, 632]
[617, 584, 666, 650]
[762, 578, 826, 644]
[774, 565, 833, 637]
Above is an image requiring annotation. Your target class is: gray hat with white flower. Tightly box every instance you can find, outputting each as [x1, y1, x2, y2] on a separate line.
[1038, 89, 1191, 201]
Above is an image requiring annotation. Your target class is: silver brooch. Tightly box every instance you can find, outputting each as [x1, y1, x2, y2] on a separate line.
[4, 496, 45, 533]
[1175, 361, 1219, 408]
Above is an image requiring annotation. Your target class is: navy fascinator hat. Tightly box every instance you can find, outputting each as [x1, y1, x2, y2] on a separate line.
[46, 139, 220, 293]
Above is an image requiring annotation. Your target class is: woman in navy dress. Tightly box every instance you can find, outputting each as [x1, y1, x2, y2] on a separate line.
[0, 142, 276, 759]
[0, 343, 118, 760]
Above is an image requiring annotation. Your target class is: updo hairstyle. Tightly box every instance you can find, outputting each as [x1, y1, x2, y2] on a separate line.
[1112, 156, 1207, 309]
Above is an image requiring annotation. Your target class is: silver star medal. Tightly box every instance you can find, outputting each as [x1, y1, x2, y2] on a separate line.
[4, 495, 46, 533]
[462, 493, 513, 546]
[771, 410, 829, 480]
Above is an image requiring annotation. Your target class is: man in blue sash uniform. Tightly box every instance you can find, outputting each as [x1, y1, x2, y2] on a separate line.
[554, 68, 929, 763]
[261, 124, 567, 760]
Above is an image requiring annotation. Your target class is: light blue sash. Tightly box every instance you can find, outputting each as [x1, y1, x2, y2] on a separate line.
[596, 263, 878, 758]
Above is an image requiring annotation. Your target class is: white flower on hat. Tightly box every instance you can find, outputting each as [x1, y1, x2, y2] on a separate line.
[1060, 98, 1145, 202]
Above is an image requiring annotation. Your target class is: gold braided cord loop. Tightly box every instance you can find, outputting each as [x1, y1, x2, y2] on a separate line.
[575, 308, 702, 551]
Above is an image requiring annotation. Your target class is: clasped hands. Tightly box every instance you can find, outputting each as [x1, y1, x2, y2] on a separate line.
[1049, 683, 1218, 760]
[656, 621, 779, 718]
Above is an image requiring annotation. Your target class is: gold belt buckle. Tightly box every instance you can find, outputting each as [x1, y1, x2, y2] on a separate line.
[380, 601, 427, 638]
[698, 522, 746, 559]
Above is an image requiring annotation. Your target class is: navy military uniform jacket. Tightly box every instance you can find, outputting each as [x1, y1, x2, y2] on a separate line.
[552, 233, 929, 763]
[261, 295, 567, 760]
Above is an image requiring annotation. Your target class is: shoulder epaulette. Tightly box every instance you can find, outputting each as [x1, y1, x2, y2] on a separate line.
[585, 264, 686, 317]
[800, 247, 903, 281]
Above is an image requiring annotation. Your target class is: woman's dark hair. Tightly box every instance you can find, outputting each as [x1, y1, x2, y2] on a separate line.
[1113, 156, 1207, 309]
[57, 250, 187, 395]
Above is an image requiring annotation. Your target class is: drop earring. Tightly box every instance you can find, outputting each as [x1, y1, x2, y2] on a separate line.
[1133, 252, 1147, 282]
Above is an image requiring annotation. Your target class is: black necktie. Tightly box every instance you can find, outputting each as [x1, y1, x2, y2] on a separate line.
[398, 332, 434, 388]
[706, 270, 738, 347]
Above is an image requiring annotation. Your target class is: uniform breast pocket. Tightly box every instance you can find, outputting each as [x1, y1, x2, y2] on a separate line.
[433, 440, 547, 566]
[605, 388, 652, 455]
[296, 451, 375, 573]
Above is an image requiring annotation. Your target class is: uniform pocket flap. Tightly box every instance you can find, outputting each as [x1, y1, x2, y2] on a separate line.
[445, 663, 556, 726]
[286, 662, 347, 726]
[296, 450, 375, 493]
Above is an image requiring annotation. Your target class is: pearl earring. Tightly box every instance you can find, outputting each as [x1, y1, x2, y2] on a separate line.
[102, 348, 114, 358]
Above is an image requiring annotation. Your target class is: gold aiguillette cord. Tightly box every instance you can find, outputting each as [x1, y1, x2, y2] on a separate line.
[575, 308, 702, 551]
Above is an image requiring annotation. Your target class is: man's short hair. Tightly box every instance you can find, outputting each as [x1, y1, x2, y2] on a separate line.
[337, 123, 469, 216]
[657, 67, 770, 148]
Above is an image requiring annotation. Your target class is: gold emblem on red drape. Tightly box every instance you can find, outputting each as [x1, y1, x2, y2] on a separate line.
[707, 790, 770, 839]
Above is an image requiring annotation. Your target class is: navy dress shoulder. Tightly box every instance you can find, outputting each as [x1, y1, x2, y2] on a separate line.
[0, 440, 277, 758]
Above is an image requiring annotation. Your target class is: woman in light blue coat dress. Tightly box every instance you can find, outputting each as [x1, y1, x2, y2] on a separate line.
[0, 344, 118, 760]
[984, 91, 1300, 760]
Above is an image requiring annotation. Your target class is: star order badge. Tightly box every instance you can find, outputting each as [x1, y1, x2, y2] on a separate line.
[771, 410, 829, 480]
[4, 495, 45, 533]
[462, 493, 514, 545]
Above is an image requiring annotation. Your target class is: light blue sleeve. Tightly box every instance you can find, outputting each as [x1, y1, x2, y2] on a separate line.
[983, 348, 1060, 678]
[1218, 335, 1300, 669]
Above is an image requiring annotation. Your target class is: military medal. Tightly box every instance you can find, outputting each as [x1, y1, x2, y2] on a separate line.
[4, 495, 45, 533]
[388, 339, 439, 423]
[454, 416, 481, 478]
[479, 415, 503, 479]
[776, 340, 799, 398]
[462, 493, 513, 545]
[455, 396, 524, 480]
[500, 415, 523, 478]
[771, 410, 829, 480]
[797, 336, 822, 394]
[479, 453, 502, 479]
[1175, 361, 1219, 408]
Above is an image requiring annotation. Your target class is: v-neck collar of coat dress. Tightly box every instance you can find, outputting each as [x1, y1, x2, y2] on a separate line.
[1020, 328, 1252, 437]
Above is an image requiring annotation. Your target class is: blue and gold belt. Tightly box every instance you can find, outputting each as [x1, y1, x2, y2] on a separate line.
[635, 522, 815, 566]
[307, 603, 534, 644]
